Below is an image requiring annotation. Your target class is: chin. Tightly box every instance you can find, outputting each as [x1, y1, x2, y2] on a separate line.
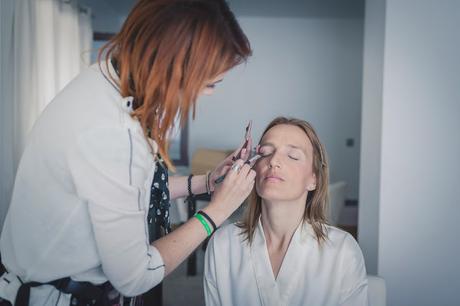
[258, 187, 308, 203]
[258, 189, 290, 202]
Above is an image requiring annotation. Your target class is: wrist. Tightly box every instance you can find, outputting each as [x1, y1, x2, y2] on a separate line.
[189, 174, 208, 196]
[202, 203, 229, 228]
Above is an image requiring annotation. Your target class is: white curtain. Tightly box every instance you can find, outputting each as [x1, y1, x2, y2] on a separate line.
[0, 0, 16, 233]
[0, 0, 93, 228]
[79, 6, 93, 69]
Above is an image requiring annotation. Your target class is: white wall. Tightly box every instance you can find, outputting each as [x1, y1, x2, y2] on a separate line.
[360, 0, 460, 305]
[79, 2, 365, 200]
[191, 16, 364, 200]
[358, 0, 386, 275]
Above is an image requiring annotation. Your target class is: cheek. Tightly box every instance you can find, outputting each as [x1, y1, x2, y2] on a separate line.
[254, 160, 268, 179]
[254, 161, 267, 191]
[294, 164, 315, 186]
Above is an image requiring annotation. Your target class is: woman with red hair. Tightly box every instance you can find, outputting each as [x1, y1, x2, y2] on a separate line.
[0, 1, 253, 305]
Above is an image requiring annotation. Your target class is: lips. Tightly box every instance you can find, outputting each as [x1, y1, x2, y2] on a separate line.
[264, 174, 284, 182]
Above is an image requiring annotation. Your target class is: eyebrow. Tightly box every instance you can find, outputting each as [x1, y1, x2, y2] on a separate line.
[260, 143, 305, 151]
[287, 144, 303, 150]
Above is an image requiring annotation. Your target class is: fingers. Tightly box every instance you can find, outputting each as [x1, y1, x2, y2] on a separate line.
[214, 150, 242, 179]
[223, 160, 254, 184]
[225, 159, 245, 180]
[230, 120, 254, 162]
[240, 138, 252, 160]
[241, 165, 256, 193]
[245, 154, 261, 167]
[219, 165, 231, 176]
[237, 162, 252, 177]
[231, 142, 247, 161]
[231, 163, 242, 173]
[246, 136, 253, 153]
[246, 168, 256, 182]
[227, 161, 256, 190]
[210, 158, 255, 215]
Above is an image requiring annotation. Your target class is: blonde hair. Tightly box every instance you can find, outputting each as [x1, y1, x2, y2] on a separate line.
[237, 117, 330, 244]
[99, 0, 251, 169]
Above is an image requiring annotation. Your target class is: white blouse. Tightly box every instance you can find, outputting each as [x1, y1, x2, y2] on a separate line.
[0, 62, 164, 304]
[204, 219, 369, 306]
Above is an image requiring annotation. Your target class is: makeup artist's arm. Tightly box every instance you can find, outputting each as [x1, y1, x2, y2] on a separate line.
[168, 145, 252, 200]
[169, 175, 208, 199]
[154, 160, 256, 276]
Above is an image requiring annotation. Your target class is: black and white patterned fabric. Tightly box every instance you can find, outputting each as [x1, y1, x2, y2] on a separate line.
[147, 156, 171, 242]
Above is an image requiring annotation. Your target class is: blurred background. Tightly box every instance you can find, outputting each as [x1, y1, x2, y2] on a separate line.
[1, 0, 459, 305]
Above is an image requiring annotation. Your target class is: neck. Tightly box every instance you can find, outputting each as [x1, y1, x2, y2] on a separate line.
[260, 198, 306, 249]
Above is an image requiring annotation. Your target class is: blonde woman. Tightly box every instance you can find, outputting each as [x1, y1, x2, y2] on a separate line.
[204, 117, 369, 306]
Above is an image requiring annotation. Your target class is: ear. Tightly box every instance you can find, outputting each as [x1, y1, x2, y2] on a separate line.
[306, 173, 317, 191]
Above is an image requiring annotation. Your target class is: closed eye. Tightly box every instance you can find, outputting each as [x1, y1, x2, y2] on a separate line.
[258, 146, 274, 157]
[260, 152, 273, 158]
[288, 155, 299, 160]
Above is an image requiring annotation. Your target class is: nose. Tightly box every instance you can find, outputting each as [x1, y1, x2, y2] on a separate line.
[268, 152, 281, 169]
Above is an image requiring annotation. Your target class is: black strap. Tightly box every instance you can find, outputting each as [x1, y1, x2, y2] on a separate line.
[14, 282, 32, 306]
[14, 278, 107, 306]
[56, 278, 106, 301]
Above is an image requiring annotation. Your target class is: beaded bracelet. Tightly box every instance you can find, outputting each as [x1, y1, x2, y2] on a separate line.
[187, 174, 194, 198]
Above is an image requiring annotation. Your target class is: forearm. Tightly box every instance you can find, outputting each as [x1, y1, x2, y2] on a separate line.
[152, 204, 228, 276]
[153, 160, 255, 277]
[168, 175, 208, 200]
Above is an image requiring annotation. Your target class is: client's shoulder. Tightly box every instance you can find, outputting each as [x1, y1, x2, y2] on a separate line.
[208, 222, 246, 248]
[324, 224, 353, 240]
[212, 222, 244, 240]
[323, 225, 363, 257]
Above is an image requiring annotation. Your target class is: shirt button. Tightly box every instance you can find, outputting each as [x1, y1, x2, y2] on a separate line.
[121, 96, 134, 113]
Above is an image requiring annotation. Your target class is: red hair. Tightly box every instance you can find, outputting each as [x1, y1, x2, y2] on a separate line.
[99, 0, 251, 169]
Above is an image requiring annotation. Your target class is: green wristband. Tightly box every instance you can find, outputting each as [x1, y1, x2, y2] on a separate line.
[194, 213, 212, 236]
